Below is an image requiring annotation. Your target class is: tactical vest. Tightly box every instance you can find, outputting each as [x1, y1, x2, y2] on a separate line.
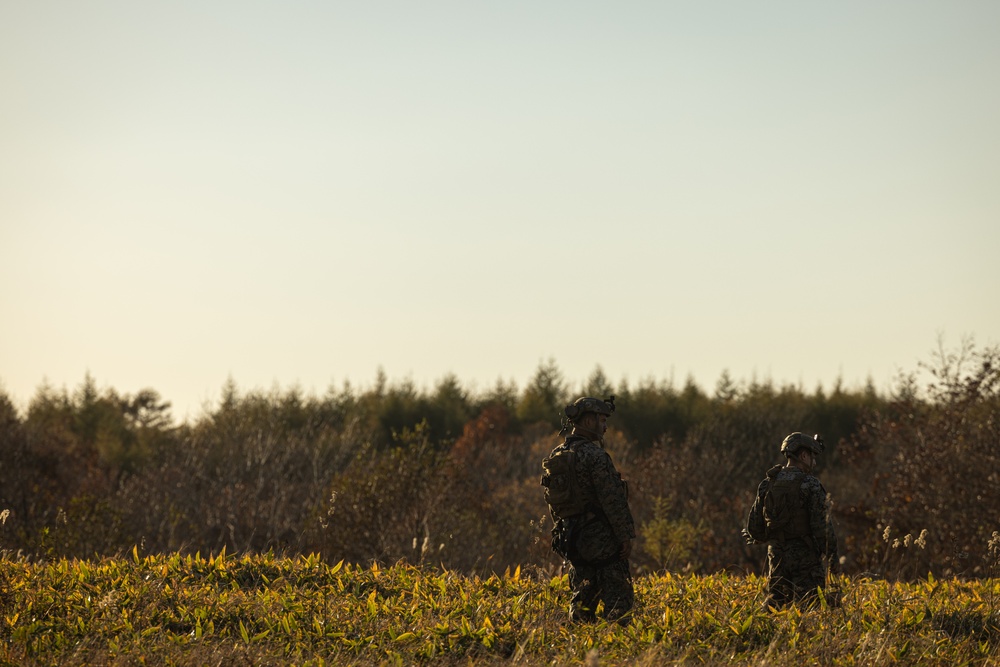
[540, 445, 587, 518]
[763, 470, 811, 541]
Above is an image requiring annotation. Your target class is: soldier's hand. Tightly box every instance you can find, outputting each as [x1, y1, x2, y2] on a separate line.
[620, 539, 632, 561]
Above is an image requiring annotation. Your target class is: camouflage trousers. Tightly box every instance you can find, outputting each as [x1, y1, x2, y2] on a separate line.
[568, 558, 633, 624]
[765, 540, 835, 610]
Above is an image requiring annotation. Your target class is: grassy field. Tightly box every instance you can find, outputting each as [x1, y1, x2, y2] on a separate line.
[1, 551, 998, 666]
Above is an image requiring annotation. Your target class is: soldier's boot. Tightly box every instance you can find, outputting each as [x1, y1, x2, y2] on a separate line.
[569, 603, 597, 623]
[605, 606, 633, 627]
[603, 592, 634, 626]
[763, 587, 792, 612]
[822, 586, 842, 609]
[762, 594, 786, 613]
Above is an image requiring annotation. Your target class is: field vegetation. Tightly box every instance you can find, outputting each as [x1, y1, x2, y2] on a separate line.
[2, 551, 999, 666]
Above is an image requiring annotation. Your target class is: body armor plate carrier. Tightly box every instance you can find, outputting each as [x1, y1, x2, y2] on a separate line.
[763, 470, 811, 542]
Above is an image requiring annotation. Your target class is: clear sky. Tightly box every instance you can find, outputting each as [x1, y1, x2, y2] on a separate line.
[2, 1, 998, 420]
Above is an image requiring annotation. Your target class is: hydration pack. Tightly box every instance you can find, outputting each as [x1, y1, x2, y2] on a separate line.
[540, 446, 587, 518]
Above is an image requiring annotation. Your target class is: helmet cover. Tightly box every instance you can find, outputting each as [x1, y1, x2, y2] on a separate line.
[564, 396, 616, 422]
[780, 432, 824, 456]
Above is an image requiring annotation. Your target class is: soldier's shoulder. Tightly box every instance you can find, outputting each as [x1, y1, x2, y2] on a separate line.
[564, 434, 600, 450]
[800, 474, 827, 494]
[775, 467, 803, 482]
[548, 440, 571, 455]
[570, 439, 609, 464]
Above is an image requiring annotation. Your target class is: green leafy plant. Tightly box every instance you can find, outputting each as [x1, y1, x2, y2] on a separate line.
[2, 555, 999, 666]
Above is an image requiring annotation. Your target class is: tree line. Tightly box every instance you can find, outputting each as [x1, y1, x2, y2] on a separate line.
[1, 341, 997, 580]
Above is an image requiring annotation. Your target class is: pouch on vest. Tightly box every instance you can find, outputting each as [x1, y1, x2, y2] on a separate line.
[540, 448, 587, 518]
[550, 517, 577, 559]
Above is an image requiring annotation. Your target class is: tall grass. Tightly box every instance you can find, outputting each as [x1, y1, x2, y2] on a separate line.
[1, 553, 998, 666]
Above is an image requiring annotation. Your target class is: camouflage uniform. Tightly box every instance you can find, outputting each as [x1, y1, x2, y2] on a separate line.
[756, 433, 839, 609]
[545, 427, 635, 623]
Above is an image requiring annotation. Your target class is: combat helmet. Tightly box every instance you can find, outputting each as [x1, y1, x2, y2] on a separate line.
[564, 396, 616, 422]
[780, 432, 824, 456]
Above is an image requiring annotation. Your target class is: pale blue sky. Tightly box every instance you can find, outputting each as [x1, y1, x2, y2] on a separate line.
[2, 1, 998, 419]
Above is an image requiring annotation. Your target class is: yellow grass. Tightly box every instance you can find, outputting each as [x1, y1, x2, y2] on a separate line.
[1, 552, 998, 665]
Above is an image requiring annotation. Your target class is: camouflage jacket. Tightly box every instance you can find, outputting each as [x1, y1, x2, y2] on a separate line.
[547, 434, 635, 545]
[764, 466, 838, 559]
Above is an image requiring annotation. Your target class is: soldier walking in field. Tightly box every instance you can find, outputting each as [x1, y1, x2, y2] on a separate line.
[541, 396, 635, 624]
[744, 432, 840, 610]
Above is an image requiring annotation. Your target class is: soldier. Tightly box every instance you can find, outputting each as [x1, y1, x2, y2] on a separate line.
[540, 396, 635, 624]
[745, 432, 839, 610]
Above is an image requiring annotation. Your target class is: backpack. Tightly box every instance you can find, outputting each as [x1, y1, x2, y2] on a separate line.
[744, 476, 771, 543]
[744, 465, 809, 543]
[540, 446, 587, 519]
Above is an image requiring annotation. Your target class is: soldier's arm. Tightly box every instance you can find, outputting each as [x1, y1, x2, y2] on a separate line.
[806, 479, 837, 557]
[589, 451, 636, 544]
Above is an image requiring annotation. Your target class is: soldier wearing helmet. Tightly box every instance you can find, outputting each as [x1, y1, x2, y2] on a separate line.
[747, 432, 839, 609]
[540, 396, 635, 624]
